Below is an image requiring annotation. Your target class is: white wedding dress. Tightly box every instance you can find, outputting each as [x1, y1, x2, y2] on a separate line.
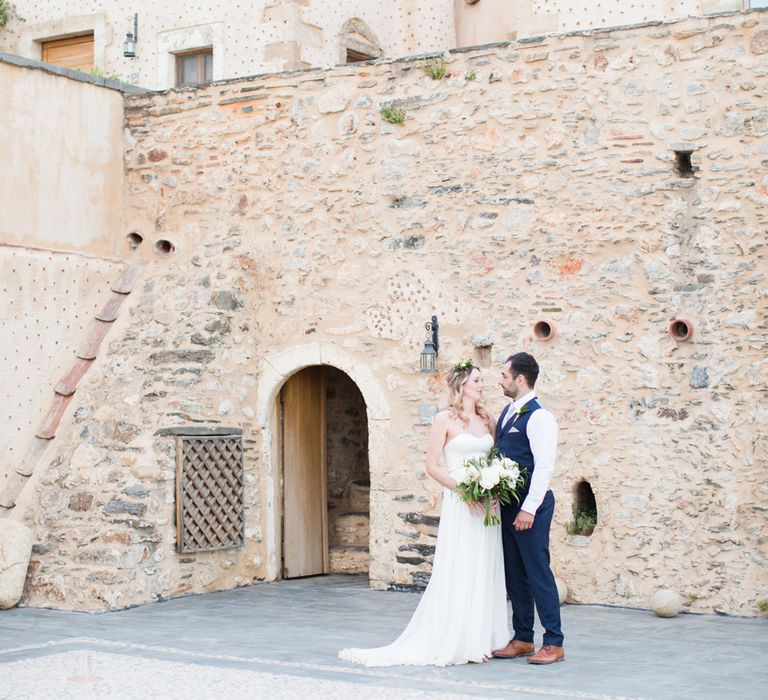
[339, 433, 510, 667]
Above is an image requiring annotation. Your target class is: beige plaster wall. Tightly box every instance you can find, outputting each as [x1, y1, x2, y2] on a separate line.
[10, 11, 768, 616]
[0, 62, 125, 257]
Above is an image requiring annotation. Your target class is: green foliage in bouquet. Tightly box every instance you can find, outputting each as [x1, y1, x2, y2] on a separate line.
[455, 448, 527, 526]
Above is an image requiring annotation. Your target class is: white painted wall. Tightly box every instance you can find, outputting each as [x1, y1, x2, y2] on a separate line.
[0, 1, 455, 89]
[0, 247, 123, 494]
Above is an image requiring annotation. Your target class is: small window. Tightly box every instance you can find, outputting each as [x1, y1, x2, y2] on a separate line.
[176, 49, 213, 87]
[346, 49, 375, 63]
[41, 33, 94, 72]
[674, 150, 694, 177]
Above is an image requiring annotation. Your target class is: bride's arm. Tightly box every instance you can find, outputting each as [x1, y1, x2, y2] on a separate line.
[487, 413, 497, 440]
[425, 412, 457, 491]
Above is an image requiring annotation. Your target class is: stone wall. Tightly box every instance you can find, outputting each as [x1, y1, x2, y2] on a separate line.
[10, 11, 768, 615]
[325, 367, 369, 509]
[326, 367, 370, 575]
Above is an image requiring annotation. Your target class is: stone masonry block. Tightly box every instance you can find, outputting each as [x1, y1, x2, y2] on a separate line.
[0, 520, 33, 609]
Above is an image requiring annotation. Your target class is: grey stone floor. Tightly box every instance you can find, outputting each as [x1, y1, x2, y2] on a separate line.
[0, 575, 766, 699]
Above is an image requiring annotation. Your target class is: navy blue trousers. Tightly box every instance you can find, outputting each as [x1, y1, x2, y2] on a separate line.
[500, 490, 564, 647]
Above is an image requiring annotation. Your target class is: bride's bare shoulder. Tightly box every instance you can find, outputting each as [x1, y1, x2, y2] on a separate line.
[432, 409, 451, 426]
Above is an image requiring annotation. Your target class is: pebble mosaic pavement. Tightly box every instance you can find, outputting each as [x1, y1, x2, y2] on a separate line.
[1, 576, 767, 699]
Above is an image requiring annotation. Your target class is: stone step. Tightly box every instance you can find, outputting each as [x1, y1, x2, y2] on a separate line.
[329, 545, 369, 574]
[346, 478, 370, 512]
[329, 511, 369, 547]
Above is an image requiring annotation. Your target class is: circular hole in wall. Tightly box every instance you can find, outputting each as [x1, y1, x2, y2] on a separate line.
[533, 320, 555, 341]
[155, 239, 175, 256]
[568, 480, 597, 537]
[668, 318, 693, 341]
[127, 232, 144, 248]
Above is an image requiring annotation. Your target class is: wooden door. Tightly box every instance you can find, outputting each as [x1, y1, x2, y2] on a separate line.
[42, 34, 95, 72]
[281, 367, 328, 578]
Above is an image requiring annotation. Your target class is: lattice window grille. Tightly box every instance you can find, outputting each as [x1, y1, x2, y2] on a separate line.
[176, 435, 244, 553]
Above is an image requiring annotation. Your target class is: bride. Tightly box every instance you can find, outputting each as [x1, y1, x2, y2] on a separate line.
[339, 361, 510, 667]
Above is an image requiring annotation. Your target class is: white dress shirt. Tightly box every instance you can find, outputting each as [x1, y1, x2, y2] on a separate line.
[501, 390, 558, 516]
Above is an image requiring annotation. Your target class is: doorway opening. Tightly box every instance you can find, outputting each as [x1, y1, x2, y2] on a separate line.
[279, 366, 370, 579]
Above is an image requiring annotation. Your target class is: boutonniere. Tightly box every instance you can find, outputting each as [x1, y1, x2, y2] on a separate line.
[511, 405, 531, 422]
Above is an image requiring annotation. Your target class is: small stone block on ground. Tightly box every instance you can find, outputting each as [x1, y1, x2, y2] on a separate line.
[329, 546, 370, 574]
[0, 520, 33, 609]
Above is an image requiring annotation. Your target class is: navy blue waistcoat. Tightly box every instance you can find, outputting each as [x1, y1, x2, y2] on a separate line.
[495, 398, 541, 503]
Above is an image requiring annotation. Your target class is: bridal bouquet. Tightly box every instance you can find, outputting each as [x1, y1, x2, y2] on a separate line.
[455, 450, 527, 526]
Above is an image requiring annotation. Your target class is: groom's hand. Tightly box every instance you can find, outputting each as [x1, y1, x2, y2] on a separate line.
[514, 511, 534, 531]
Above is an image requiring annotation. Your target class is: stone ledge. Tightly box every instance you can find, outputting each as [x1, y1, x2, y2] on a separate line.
[0, 53, 152, 94]
[154, 427, 244, 437]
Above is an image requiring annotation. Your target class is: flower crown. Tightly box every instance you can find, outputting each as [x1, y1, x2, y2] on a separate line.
[453, 359, 474, 373]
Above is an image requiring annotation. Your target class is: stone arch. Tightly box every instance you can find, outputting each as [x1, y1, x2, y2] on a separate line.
[255, 343, 390, 581]
[339, 17, 383, 63]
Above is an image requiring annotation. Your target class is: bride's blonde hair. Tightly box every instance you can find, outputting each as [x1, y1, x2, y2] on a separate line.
[447, 364, 492, 429]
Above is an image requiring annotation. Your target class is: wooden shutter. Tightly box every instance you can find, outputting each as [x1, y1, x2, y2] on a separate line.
[42, 34, 94, 72]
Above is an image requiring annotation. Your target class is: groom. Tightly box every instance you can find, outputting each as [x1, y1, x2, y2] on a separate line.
[492, 352, 565, 664]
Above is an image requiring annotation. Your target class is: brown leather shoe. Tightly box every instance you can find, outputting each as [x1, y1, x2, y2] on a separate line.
[491, 640, 535, 659]
[527, 645, 565, 664]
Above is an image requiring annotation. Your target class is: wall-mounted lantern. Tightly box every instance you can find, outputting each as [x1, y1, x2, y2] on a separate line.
[420, 315, 439, 373]
[123, 13, 138, 58]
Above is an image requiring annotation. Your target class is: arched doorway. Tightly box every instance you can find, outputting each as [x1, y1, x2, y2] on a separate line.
[279, 365, 370, 578]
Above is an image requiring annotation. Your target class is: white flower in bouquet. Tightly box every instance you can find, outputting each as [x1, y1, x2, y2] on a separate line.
[502, 465, 520, 481]
[479, 462, 502, 490]
[498, 457, 521, 481]
[457, 465, 480, 484]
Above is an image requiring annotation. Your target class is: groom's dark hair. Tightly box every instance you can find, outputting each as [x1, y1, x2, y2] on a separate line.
[506, 352, 539, 387]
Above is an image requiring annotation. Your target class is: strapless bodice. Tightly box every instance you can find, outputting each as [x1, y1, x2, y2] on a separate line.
[443, 433, 494, 475]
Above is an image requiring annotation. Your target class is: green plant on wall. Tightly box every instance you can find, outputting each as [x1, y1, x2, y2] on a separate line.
[424, 55, 447, 80]
[566, 504, 597, 536]
[0, 0, 23, 28]
[90, 66, 123, 82]
[75, 66, 124, 82]
[380, 103, 406, 125]
[758, 599, 768, 615]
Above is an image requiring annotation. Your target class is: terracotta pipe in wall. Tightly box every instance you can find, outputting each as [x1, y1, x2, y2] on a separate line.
[668, 318, 694, 341]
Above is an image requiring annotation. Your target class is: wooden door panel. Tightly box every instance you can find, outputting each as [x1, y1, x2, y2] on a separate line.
[42, 34, 94, 72]
[282, 367, 327, 578]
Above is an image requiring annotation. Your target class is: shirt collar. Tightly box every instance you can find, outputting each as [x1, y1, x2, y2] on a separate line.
[508, 390, 537, 415]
